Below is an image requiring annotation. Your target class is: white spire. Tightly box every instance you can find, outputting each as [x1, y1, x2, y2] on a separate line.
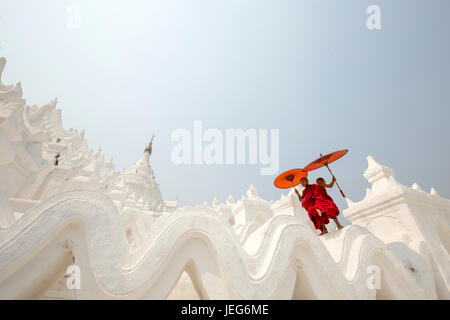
[364, 156, 395, 184]
[430, 187, 439, 196]
[412, 183, 424, 192]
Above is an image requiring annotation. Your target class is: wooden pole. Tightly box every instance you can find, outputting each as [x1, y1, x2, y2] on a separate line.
[324, 164, 346, 198]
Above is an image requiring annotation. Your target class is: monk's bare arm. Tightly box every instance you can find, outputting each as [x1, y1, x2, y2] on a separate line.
[325, 177, 336, 188]
[294, 188, 303, 201]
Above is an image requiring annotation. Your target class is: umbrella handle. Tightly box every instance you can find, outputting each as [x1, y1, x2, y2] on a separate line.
[292, 186, 302, 200]
[325, 164, 346, 198]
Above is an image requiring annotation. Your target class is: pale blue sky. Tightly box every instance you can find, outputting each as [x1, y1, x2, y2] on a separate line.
[0, 0, 449, 210]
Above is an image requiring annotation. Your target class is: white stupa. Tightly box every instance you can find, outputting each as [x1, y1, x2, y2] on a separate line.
[0, 57, 449, 300]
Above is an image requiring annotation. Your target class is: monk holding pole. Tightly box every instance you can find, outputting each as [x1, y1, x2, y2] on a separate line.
[294, 177, 330, 236]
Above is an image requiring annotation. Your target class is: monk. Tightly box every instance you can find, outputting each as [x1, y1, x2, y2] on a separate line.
[315, 177, 344, 230]
[294, 177, 329, 236]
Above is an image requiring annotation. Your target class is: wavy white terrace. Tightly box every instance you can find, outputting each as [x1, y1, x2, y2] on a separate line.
[0, 57, 448, 300]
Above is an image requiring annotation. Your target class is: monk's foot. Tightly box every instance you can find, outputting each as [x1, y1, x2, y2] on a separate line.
[337, 224, 344, 230]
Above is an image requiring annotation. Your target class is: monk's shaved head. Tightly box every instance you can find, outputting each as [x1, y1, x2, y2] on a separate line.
[316, 177, 326, 187]
[300, 177, 309, 186]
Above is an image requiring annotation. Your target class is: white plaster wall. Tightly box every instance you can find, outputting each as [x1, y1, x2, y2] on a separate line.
[0, 57, 448, 300]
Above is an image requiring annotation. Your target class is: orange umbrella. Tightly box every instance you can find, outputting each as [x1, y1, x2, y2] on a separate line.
[303, 149, 348, 198]
[274, 168, 308, 189]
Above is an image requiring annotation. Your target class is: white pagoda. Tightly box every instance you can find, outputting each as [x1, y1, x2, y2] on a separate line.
[0, 57, 448, 300]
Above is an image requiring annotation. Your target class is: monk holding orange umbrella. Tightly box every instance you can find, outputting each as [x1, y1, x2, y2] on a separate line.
[303, 149, 348, 230]
[314, 177, 343, 230]
[303, 149, 348, 198]
[274, 169, 330, 235]
[294, 177, 330, 235]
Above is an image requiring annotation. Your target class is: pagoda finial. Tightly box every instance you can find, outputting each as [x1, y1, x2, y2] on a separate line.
[145, 134, 155, 154]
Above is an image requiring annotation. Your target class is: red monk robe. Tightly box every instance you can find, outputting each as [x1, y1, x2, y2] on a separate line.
[301, 184, 329, 230]
[313, 184, 340, 218]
